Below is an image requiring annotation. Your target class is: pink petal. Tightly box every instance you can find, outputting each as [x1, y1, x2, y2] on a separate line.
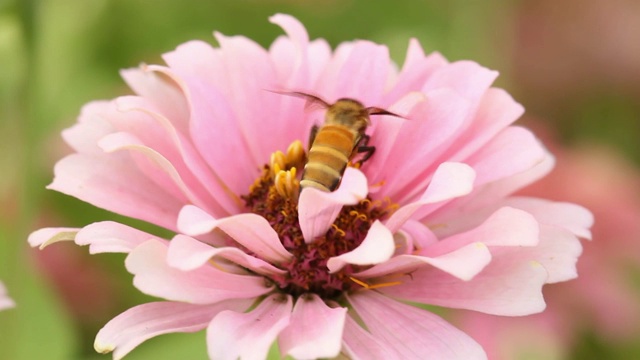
[62, 101, 114, 155]
[76, 221, 160, 254]
[421, 60, 498, 104]
[355, 242, 491, 281]
[505, 197, 594, 240]
[424, 206, 540, 257]
[278, 294, 347, 359]
[103, 95, 216, 206]
[445, 88, 525, 162]
[167, 234, 286, 277]
[395, 219, 439, 254]
[327, 221, 395, 273]
[342, 316, 397, 360]
[164, 36, 285, 162]
[426, 151, 555, 230]
[268, 13, 312, 88]
[385, 162, 476, 233]
[383, 42, 448, 105]
[211, 32, 296, 162]
[335, 41, 390, 105]
[161, 42, 297, 198]
[177, 205, 292, 263]
[298, 167, 368, 243]
[465, 126, 547, 186]
[363, 92, 425, 188]
[207, 294, 292, 360]
[119, 66, 189, 134]
[28, 227, 79, 249]
[306, 39, 333, 86]
[125, 239, 272, 304]
[519, 225, 583, 284]
[372, 90, 471, 199]
[164, 66, 261, 197]
[94, 300, 251, 360]
[114, 94, 240, 216]
[347, 291, 486, 359]
[98, 131, 209, 208]
[48, 153, 184, 231]
[382, 249, 548, 316]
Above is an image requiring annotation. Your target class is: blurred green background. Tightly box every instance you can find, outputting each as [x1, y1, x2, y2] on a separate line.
[0, 0, 638, 359]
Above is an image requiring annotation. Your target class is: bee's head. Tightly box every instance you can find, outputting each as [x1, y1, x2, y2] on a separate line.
[326, 98, 370, 131]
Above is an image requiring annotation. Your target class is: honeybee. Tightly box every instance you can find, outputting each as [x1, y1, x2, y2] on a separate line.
[277, 91, 401, 192]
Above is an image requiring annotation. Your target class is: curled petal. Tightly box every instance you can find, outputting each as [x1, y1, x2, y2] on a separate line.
[298, 167, 368, 243]
[61, 101, 114, 154]
[347, 291, 486, 359]
[76, 221, 160, 254]
[125, 239, 272, 304]
[269, 14, 309, 56]
[355, 242, 491, 281]
[177, 205, 292, 263]
[385, 162, 476, 233]
[279, 294, 347, 359]
[119, 67, 189, 133]
[327, 221, 395, 273]
[505, 197, 594, 240]
[167, 234, 286, 277]
[424, 206, 540, 257]
[207, 294, 292, 360]
[28, 227, 79, 249]
[94, 300, 251, 360]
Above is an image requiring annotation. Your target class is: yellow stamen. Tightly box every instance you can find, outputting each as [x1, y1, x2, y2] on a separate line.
[331, 224, 346, 237]
[274, 167, 300, 199]
[286, 140, 306, 170]
[270, 151, 286, 178]
[349, 277, 403, 290]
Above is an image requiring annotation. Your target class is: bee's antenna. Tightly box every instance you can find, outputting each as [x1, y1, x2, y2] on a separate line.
[265, 89, 331, 110]
[365, 107, 404, 119]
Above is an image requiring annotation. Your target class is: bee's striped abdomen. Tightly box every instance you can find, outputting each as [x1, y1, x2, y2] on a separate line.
[301, 125, 357, 192]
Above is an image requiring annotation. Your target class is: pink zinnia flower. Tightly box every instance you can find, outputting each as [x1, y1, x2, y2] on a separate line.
[29, 14, 592, 360]
[0, 281, 14, 311]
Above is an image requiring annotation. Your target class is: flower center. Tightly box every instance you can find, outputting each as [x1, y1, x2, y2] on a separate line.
[242, 141, 393, 299]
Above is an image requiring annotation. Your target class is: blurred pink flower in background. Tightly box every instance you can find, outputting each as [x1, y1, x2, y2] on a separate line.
[0, 281, 15, 311]
[453, 124, 640, 359]
[515, 0, 640, 102]
[29, 14, 591, 359]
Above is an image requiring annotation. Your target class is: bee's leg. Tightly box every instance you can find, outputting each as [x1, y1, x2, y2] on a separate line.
[308, 125, 319, 150]
[355, 134, 376, 166]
